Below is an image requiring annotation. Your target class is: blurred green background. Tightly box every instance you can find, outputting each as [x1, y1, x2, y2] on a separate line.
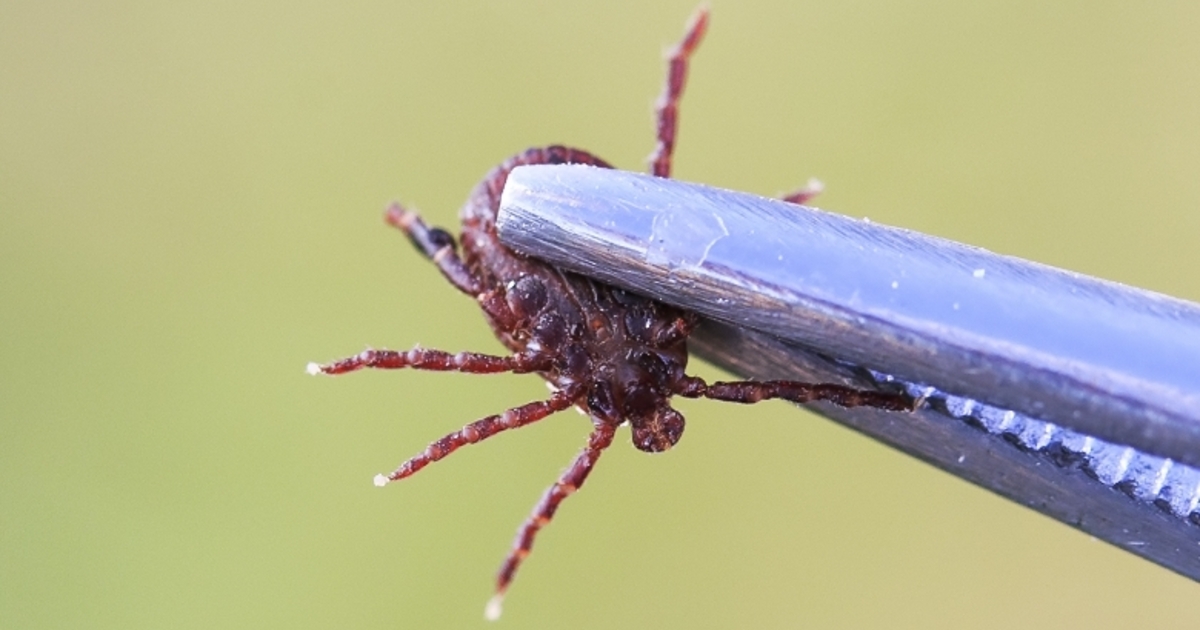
[3, 1, 1198, 628]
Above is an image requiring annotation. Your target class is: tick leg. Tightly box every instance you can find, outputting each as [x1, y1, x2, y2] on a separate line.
[384, 203, 522, 328]
[486, 423, 617, 621]
[674, 376, 915, 412]
[781, 177, 825, 206]
[648, 6, 709, 179]
[651, 313, 698, 348]
[307, 346, 550, 377]
[376, 387, 582, 486]
[385, 202, 481, 296]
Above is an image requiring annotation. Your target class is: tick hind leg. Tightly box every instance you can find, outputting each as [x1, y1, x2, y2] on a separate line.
[486, 423, 617, 621]
[385, 202, 481, 296]
[674, 375, 915, 412]
[648, 7, 709, 179]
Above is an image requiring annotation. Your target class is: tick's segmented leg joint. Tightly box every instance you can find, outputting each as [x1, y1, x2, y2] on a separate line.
[489, 424, 617, 618]
[648, 6, 710, 179]
[385, 202, 481, 295]
[308, 346, 550, 376]
[674, 375, 914, 411]
[782, 177, 825, 205]
[374, 388, 581, 487]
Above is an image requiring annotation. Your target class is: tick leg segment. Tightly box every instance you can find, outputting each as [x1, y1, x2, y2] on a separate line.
[648, 6, 709, 179]
[674, 376, 915, 411]
[488, 423, 618, 620]
[377, 386, 583, 486]
[308, 347, 550, 377]
[781, 178, 825, 206]
[385, 202, 481, 296]
[652, 314, 698, 348]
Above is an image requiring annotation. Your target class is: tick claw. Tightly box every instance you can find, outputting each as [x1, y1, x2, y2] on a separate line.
[913, 389, 932, 411]
[485, 594, 504, 621]
[373, 474, 390, 487]
[305, 362, 324, 376]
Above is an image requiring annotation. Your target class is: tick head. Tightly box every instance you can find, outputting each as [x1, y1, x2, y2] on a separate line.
[613, 346, 689, 453]
[582, 346, 688, 452]
[630, 405, 685, 453]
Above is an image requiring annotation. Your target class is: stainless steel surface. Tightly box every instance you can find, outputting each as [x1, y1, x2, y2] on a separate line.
[494, 163, 1200, 581]
[690, 319, 1200, 581]
[496, 164, 1200, 467]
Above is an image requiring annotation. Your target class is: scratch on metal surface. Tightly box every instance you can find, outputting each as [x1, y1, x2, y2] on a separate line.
[646, 205, 729, 271]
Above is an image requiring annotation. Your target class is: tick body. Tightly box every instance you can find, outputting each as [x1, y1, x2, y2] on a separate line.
[310, 7, 911, 619]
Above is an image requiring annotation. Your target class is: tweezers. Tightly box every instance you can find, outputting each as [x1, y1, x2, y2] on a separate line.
[495, 163, 1200, 581]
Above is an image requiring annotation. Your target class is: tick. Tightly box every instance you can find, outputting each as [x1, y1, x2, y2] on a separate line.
[309, 7, 913, 619]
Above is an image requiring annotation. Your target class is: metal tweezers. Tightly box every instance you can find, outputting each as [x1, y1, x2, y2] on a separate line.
[495, 164, 1200, 581]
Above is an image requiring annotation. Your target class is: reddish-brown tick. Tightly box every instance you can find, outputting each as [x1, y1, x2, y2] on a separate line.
[309, 7, 912, 619]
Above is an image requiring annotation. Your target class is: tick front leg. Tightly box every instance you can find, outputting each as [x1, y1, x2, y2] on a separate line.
[647, 6, 709, 179]
[651, 313, 697, 348]
[375, 386, 582, 486]
[385, 202, 481, 296]
[486, 423, 618, 621]
[675, 376, 915, 412]
[307, 346, 551, 377]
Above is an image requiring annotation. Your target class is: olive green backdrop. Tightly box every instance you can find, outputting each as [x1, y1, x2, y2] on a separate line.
[3, 1, 1198, 628]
